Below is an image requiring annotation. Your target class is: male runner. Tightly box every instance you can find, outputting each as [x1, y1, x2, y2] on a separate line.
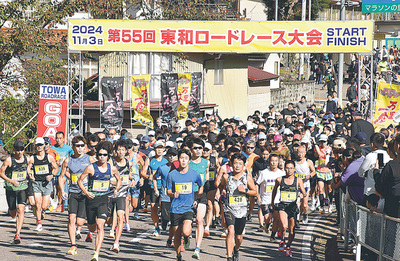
[60, 135, 95, 255]
[188, 138, 210, 259]
[142, 140, 167, 236]
[294, 145, 315, 223]
[167, 149, 203, 261]
[272, 160, 306, 257]
[219, 153, 257, 261]
[51, 131, 73, 211]
[0, 140, 31, 243]
[29, 137, 59, 231]
[78, 141, 121, 261]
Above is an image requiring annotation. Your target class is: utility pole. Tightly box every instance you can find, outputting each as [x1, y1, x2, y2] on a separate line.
[275, 0, 278, 21]
[299, 0, 306, 80]
[308, 0, 311, 21]
[338, 0, 345, 107]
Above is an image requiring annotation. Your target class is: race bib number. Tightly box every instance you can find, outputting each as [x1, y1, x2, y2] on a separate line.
[266, 184, 274, 193]
[121, 175, 130, 185]
[34, 165, 49, 175]
[175, 183, 192, 194]
[93, 180, 110, 192]
[229, 195, 247, 207]
[209, 171, 215, 180]
[12, 171, 26, 181]
[295, 173, 307, 179]
[71, 174, 81, 185]
[281, 191, 297, 203]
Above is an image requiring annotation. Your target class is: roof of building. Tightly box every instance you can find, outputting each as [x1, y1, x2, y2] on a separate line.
[248, 66, 279, 83]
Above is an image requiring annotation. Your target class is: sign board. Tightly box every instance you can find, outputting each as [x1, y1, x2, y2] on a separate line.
[68, 19, 374, 53]
[373, 82, 400, 130]
[363, 0, 400, 13]
[37, 85, 69, 145]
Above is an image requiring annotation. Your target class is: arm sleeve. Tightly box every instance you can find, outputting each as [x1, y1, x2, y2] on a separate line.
[358, 153, 374, 178]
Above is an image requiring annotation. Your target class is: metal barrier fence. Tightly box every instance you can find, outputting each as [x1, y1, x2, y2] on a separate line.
[340, 192, 400, 261]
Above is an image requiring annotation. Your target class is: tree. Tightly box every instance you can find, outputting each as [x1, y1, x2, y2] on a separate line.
[263, 0, 330, 21]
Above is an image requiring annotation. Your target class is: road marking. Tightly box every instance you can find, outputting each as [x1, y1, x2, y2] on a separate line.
[302, 215, 321, 261]
[130, 229, 154, 243]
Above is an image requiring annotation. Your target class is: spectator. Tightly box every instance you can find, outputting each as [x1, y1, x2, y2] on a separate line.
[325, 94, 337, 115]
[280, 103, 296, 119]
[346, 82, 358, 102]
[296, 96, 308, 115]
[340, 148, 365, 204]
[351, 111, 374, 145]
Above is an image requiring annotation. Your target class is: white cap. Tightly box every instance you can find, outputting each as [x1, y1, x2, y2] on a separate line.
[165, 141, 175, 148]
[154, 140, 165, 148]
[113, 134, 121, 141]
[204, 142, 212, 151]
[148, 130, 156, 136]
[132, 138, 139, 145]
[257, 132, 267, 141]
[319, 134, 328, 141]
[300, 137, 310, 144]
[35, 137, 45, 144]
[283, 128, 293, 135]
[176, 137, 184, 142]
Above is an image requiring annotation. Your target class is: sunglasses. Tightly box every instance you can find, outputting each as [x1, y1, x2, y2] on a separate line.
[247, 146, 255, 149]
[74, 144, 85, 148]
[203, 148, 210, 152]
[193, 146, 203, 150]
[36, 143, 44, 147]
[98, 153, 108, 157]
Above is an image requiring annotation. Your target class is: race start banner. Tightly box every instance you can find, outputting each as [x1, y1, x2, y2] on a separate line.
[177, 73, 192, 119]
[68, 20, 374, 53]
[100, 77, 124, 130]
[37, 84, 69, 145]
[373, 82, 400, 130]
[131, 75, 154, 128]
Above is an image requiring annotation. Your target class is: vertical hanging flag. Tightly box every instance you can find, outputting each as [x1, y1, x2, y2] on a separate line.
[161, 73, 179, 119]
[100, 77, 124, 130]
[373, 82, 400, 130]
[188, 72, 202, 118]
[37, 84, 69, 145]
[131, 74, 154, 128]
[177, 73, 192, 119]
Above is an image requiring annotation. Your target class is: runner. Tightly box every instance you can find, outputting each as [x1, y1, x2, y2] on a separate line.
[0, 140, 31, 243]
[271, 160, 306, 257]
[256, 154, 285, 242]
[314, 134, 334, 213]
[59, 135, 95, 255]
[166, 149, 203, 261]
[108, 139, 132, 253]
[142, 140, 168, 237]
[219, 153, 257, 261]
[188, 138, 210, 259]
[29, 137, 59, 231]
[78, 141, 121, 261]
[203, 142, 221, 233]
[51, 131, 73, 212]
[294, 145, 316, 224]
[155, 147, 178, 248]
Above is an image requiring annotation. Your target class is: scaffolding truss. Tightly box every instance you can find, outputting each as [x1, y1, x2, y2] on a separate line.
[357, 53, 374, 120]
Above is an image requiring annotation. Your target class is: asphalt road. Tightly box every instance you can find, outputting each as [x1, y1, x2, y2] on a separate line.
[0, 204, 340, 261]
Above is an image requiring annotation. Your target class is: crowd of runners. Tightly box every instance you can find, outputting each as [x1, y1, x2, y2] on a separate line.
[1, 99, 398, 261]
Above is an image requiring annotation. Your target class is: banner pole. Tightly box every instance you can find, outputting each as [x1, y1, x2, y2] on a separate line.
[4, 112, 39, 147]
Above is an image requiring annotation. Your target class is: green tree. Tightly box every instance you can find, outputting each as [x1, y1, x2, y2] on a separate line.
[263, 0, 330, 21]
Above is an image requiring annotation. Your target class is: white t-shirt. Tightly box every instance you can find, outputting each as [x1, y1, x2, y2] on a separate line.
[257, 168, 285, 205]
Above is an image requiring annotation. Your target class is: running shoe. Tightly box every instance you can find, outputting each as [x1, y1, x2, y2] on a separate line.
[264, 223, 270, 234]
[110, 243, 120, 253]
[183, 236, 190, 250]
[167, 239, 174, 248]
[85, 232, 93, 242]
[329, 204, 334, 213]
[221, 229, 228, 237]
[247, 214, 252, 222]
[177, 255, 183, 261]
[295, 220, 300, 229]
[152, 228, 160, 237]
[109, 230, 115, 238]
[13, 234, 21, 244]
[215, 217, 221, 227]
[286, 247, 292, 257]
[124, 223, 131, 232]
[35, 224, 43, 232]
[257, 225, 264, 232]
[310, 204, 315, 212]
[67, 246, 77, 255]
[133, 212, 140, 220]
[227, 257, 233, 261]
[192, 247, 200, 259]
[91, 251, 99, 261]
[303, 214, 309, 224]
[233, 249, 239, 261]
[270, 236, 277, 243]
[278, 241, 285, 252]
[204, 228, 210, 237]
[76, 231, 82, 240]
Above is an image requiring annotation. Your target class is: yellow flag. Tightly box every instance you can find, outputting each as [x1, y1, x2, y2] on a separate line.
[373, 82, 400, 131]
[177, 73, 192, 119]
[131, 75, 153, 129]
